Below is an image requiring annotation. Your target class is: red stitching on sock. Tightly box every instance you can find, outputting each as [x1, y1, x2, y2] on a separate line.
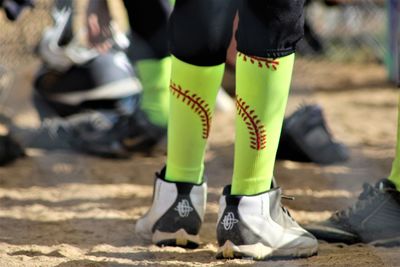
[238, 52, 279, 70]
[236, 95, 267, 150]
[170, 81, 212, 139]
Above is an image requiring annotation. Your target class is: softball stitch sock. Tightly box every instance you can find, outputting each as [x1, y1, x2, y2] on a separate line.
[136, 57, 171, 127]
[166, 56, 224, 184]
[388, 95, 400, 191]
[231, 52, 295, 195]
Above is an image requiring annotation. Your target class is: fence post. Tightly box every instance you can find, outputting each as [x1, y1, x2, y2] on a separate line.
[387, 0, 400, 86]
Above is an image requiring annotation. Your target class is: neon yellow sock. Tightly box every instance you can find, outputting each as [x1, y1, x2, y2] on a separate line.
[388, 95, 400, 191]
[231, 52, 294, 195]
[136, 57, 171, 127]
[166, 56, 224, 184]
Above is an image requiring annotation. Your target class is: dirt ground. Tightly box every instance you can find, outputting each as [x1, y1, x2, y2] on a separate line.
[1, 3, 400, 265]
[0, 56, 399, 267]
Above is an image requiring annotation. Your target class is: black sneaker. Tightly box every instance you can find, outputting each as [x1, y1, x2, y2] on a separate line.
[119, 109, 167, 153]
[305, 179, 400, 247]
[216, 185, 318, 260]
[9, 117, 74, 150]
[135, 168, 206, 248]
[0, 134, 25, 165]
[277, 104, 349, 165]
[69, 112, 130, 158]
[7, 112, 129, 158]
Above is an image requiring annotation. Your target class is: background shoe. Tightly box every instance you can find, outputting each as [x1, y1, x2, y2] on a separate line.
[69, 112, 131, 158]
[120, 109, 167, 153]
[216, 185, 318, 260]
[135, 167, 206, 248]
[305, 179, 400, 247]
[277, 104, 349, 165]
[7, 111, 130, 158]
[0, 134, 25, 166]
[9, 116, 74, 150]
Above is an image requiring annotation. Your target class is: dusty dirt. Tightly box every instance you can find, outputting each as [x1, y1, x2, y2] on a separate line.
[0, 58, 399, 267]
[1, 2, 400, 266]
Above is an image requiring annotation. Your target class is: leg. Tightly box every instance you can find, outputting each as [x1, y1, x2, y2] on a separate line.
[231, 0, 305, 195]
[135, 0, 237, 247]
[123, 0, 171, 127]
[166, 0, 237, 184]
[216, 0, 318, 260]
[389, 96, 400, 190]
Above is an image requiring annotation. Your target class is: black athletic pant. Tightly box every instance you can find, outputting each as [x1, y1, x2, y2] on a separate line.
[169, 0, 305, 66]
[123, 0, 304, 66]
[123, 0, 171, 60]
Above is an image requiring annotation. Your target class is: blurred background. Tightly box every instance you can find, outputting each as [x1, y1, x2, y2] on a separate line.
[0, 1, 399, 266]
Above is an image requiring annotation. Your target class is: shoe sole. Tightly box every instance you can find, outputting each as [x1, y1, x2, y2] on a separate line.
[216, 240, 318, 260]
[369, 237, 400, 247]
[304, 224, 360, 244]
[153, 229, 200, 249]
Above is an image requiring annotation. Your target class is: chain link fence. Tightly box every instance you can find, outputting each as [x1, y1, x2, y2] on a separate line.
[301, 0, 386, 62]
[292, 0, 389, 91]
[0, 0, 52, 69]
[0, 0, 52, 110]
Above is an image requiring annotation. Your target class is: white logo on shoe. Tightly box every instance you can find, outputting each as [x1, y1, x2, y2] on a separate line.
[221, 212, 239, 231]
[175, 199, 193, 217]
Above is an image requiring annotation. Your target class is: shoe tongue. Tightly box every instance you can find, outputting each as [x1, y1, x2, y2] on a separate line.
[156, 166, 167, 180]
[222, 185, 231, 195]
[375, 178, 397, 191]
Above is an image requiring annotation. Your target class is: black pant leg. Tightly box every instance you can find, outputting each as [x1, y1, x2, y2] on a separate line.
[123, 0, 171, 59]
[237, 0, 305, 58]
[169, 0, 238, 66]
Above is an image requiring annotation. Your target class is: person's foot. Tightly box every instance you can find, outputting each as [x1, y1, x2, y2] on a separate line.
[305, 179, 400, 247]
[8, 117, 74, 150]
[69, 112, 130, 158]
[119, 109, 167, 153]
[216, 185, 318, 260]
[277, 104, 349, 165]
[0, 134, 25, 165]
[6, 111, 129, 158]
[135, 168, 206, 248]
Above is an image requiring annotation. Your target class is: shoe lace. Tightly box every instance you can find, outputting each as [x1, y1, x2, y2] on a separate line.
[334, 183, 378, 220]
[281, 194, 296, 221]
[40, 118, 71, 140]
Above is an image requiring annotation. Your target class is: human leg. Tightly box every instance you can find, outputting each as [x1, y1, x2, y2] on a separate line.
[216, 0, 318, 260]
[123, 0, 171, 127]
[231, 0, 304, 195]
[135, 0, 237, 247]
[388, 96, 400, 190]
[165, 0, 237, 184]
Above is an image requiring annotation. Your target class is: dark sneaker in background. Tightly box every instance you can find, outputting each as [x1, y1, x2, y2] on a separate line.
[216, 185, 318, 260]
[305, 179, 400, 247]
[135, 168, 206, 248]
[120, 109, 167, 153]
[0, 134, 25, 166]
[6, 111, 130, 158]
[277, 104, 349, 165]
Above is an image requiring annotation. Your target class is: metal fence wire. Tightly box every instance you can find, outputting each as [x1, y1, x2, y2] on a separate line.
[0, 0, 53, 70]
[300, 0, 387, 63]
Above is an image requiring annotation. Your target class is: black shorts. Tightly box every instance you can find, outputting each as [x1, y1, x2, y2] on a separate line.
[169, 0, 305, 66]
[123, 0, 172, 60]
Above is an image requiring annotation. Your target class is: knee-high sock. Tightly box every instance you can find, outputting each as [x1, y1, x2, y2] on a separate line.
[166, 56, 224, 184]
[136, 57, 171, 127]
[388, 95, 400, 191]
[231, 52, 294, 195]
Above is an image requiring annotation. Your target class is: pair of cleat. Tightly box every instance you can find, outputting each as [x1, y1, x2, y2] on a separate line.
[135, 168, 318, 260]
